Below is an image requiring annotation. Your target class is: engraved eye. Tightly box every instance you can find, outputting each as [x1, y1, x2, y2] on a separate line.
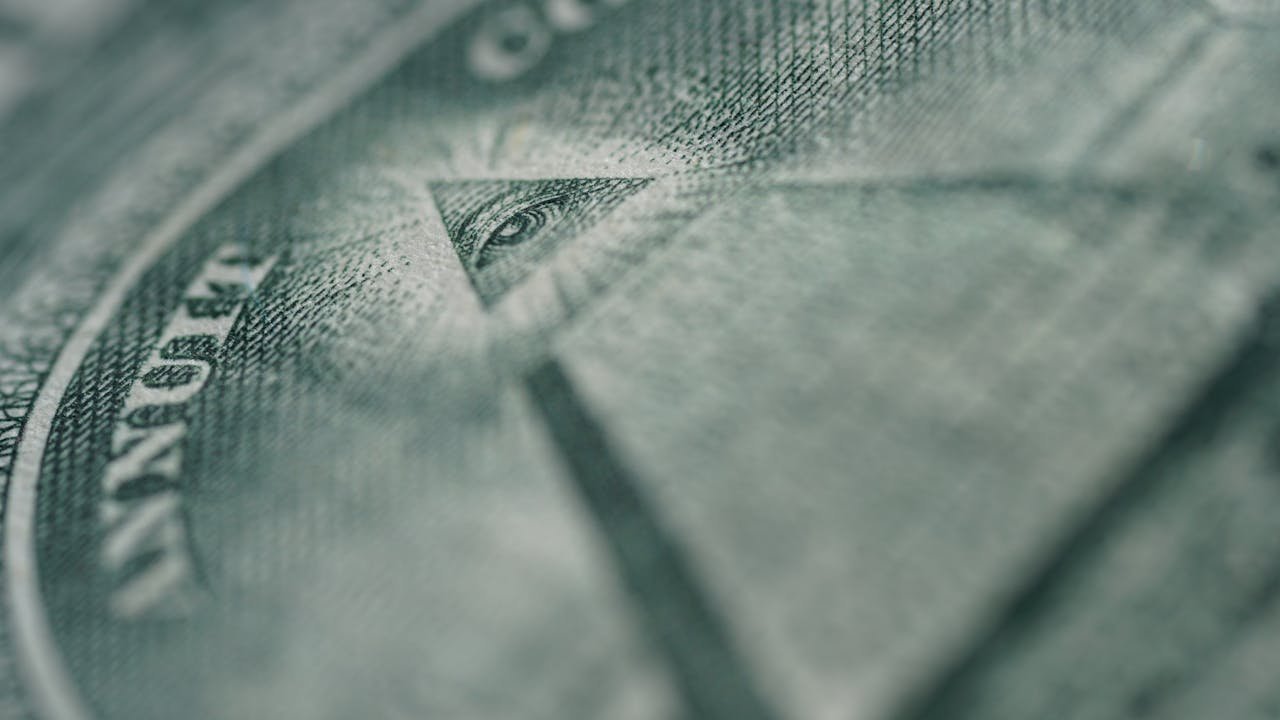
[431, 176, 651, 307]
[472, 193, 569, 269]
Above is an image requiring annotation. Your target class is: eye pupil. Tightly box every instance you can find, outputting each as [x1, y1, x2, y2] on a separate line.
[471, 194, 568, 270]
[490, 209, 545, 248]
[497, 216, 526, 238]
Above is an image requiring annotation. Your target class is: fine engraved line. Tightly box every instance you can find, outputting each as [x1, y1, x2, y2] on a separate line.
[3, 2, 483, 718]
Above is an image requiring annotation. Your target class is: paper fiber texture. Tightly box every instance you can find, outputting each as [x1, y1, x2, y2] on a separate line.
[1, 1, 1279, 718]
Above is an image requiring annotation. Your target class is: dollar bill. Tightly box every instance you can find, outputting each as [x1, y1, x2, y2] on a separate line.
[1, 1, 1279, 718]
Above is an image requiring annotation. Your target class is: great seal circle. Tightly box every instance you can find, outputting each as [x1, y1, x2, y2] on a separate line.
[1, 4, 480, 717]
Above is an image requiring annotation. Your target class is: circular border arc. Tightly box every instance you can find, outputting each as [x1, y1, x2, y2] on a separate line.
[2, 3, 480, 718]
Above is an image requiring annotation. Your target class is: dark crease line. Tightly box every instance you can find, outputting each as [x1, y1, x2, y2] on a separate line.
[1073, 21, 1215, 170]
[886, 284, 1280, 720]
[523, 359, 781, 720]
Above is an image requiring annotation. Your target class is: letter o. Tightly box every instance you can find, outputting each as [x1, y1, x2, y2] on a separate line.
[469, 5, 553, 81]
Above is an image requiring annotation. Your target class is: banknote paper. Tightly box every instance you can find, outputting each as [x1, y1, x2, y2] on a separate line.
[1, 1, 1279, 719]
